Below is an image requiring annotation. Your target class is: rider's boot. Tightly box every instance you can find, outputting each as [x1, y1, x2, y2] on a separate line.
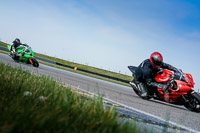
[130, 81, 148, 97]
[137, 83, 148, 97]
[129, 81, 137, 88]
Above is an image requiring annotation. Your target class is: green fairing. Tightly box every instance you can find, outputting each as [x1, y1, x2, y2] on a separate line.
[16, 46, 33, 63]
[7, 45, 11, 51]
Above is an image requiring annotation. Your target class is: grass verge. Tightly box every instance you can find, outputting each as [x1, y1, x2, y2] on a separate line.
[0, 62, 137, 133]
[38, 60, 130, 86]
[0, 49, 9, 55]
[34, 52, 132, 81]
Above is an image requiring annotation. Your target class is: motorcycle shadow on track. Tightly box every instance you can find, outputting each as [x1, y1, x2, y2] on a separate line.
[148, 99, 188, 111]
[127, 89, 188, 111]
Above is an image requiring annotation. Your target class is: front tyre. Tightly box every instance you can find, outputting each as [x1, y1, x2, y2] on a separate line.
[184, 92, 200, 112]
[32, 58, 39, 67]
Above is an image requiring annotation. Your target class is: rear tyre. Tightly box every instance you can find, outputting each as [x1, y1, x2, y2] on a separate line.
[32, 58, 39, 67]
[184, 92, 200, 112]
[9, 53, 19, 61]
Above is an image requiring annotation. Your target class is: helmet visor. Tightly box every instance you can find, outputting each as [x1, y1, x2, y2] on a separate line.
[152, 59, 162, 66]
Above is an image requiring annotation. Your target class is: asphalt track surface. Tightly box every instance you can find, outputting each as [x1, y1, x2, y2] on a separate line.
[0, 53, 200, 133]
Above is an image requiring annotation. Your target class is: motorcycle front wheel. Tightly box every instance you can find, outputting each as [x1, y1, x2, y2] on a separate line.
[32, 58, 39, 67]
[184, 92, 200, 112]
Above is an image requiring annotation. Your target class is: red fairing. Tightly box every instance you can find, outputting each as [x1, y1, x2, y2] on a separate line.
[175, 80, 193, 92]
[184, 73, 195, 88]
[154, 69, 194, 103]
[155, 70, 173, 83]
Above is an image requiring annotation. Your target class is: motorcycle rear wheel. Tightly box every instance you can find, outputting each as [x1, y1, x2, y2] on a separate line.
[184, 92, 200, 112]
[10, 53, 19, 61]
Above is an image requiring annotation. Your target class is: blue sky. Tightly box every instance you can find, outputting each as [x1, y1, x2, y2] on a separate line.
[0, 0, 200, 91]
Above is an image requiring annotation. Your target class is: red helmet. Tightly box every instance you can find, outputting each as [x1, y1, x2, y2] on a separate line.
[150, 52, 163, 69]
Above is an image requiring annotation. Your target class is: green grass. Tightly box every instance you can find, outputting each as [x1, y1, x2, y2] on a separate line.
[34, 52, 132, 79]
[0, 41, 132, 86]
[34, 52, 132, 82]
[0, 49, 9, 54]
[0, 63, 138, 133]
[38, 60, 130, 86]
[0, 41, 7, 47]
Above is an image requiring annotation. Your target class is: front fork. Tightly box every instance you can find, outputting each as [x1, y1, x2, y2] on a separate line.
[29, 58, 33, 64]
[181, 95, 189, 103]
[181, 90, 200, 103]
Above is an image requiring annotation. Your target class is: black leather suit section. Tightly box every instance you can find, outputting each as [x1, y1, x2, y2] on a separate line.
[134, 59, 177, 89]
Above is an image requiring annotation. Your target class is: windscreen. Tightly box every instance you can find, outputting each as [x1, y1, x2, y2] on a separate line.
[174, 70, 187, 83]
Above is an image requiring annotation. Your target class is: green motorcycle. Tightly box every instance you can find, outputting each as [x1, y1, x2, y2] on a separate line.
[7, 44, 39, 67]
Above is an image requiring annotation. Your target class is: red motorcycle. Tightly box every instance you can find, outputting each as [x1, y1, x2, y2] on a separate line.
[128, 66, 200, 112]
